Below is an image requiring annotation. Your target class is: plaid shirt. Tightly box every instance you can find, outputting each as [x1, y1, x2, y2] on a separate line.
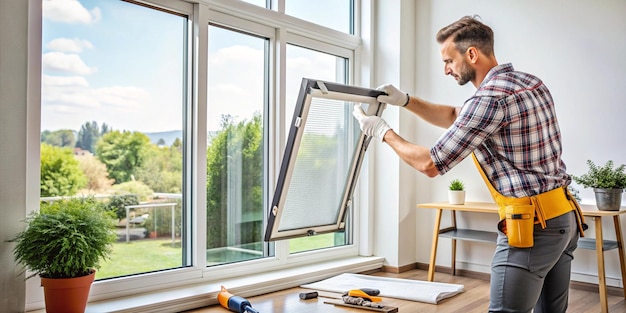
[431, 63, 570, 198]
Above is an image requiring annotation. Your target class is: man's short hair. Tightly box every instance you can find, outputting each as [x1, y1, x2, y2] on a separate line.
[436, 15, 494, 57]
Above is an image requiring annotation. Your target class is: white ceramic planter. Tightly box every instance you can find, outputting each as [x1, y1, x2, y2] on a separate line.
[448, 190, 466, 205]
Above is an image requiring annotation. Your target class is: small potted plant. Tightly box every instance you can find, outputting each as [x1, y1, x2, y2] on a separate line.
[448, 179, 466, 205]
[572, 160, 626, 211]
[9, 197, 117, 313]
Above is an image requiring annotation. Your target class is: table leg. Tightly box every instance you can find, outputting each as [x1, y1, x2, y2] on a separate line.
[428, 209, 443, 282]
[451, 210, 457, 276]
[595, 217, 608, 313]
[613, 216, 626, 298]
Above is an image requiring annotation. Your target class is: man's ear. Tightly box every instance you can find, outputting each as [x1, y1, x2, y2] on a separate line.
[466, 47, 478, 64]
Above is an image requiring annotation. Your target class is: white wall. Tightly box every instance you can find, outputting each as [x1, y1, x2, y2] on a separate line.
[403, 0, 626, 286]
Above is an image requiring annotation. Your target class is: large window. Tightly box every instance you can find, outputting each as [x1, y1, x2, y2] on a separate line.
[284, 45, 352, 253]
[33, 0, 361, 309]
[241, 0, 353, 33]
[206, 25, 267, 265]
[285, 0, 353, 33]
[41, 0, 189, 279]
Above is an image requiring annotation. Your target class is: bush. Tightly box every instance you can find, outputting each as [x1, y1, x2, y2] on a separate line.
[572, 160, 626, 190]
[10, 197, 117, 278]
[105, 194, 140, 221]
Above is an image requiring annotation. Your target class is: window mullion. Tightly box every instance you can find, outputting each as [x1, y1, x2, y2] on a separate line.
[272, 26, 290, 259]
[193, 2, 210, 270]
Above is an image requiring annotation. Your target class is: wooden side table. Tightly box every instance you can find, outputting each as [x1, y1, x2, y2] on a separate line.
[416, 202, 626, 313]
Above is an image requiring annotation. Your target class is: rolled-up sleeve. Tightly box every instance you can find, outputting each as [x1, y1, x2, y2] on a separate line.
[431, 95, 505, 175]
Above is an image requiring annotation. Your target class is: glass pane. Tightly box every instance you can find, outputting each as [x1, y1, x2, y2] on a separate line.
[285, 45, 349, 252]
[285, 0, 352, 33]
[240, 0, 268, 8]
[207, 26, 267, 265]
[286, 44, 347, 134]
[279, 97, 357, 230]
[41, 0, 188, 279]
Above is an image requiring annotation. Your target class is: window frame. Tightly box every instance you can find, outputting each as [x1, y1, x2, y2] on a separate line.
[265, 78, 385, 241]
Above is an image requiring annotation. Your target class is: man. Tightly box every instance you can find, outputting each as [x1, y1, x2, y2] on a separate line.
[354, 16, 584, 313]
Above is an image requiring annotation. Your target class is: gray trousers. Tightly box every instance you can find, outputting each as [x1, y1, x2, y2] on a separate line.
[488, 211, 579, 313]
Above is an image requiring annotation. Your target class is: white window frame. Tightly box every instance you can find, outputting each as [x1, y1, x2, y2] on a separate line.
[25, 0, 377, 310]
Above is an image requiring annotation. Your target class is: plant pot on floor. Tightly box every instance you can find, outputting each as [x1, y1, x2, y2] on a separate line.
[594, 188, 623, 211]
[41, 270, 96, 313]
[448, 190, 466, 205]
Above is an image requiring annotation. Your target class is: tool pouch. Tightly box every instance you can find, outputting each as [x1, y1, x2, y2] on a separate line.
[502, 204, 536, 248]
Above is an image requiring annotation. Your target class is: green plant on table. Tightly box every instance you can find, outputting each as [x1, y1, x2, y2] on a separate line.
[572, 160, 626, 190]
[449, 179, 465, 191]
[10, 196, 118, 279]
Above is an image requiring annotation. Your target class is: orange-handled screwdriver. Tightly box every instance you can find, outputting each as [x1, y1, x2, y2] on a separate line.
[346, 289, 383, 302]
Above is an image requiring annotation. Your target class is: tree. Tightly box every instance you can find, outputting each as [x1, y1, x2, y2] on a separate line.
[134, 144, 183, 193]
[100, 123, 111, 136]
[206, 114, 263, 249]
[76, 121, 101, 153]
[76, 153, 114, 193]
[40, 143, 87, 197]
[41, 129, 76, 148]
[96, 130, 151, 183]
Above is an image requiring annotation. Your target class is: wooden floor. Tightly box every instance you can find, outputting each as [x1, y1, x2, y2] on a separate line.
[185, 268, 626, 313]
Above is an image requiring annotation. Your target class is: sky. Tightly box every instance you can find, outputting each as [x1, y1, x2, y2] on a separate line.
[41, 0, 350, 134]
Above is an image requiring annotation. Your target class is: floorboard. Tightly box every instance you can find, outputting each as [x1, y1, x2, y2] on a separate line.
[184, 268, 626, 313]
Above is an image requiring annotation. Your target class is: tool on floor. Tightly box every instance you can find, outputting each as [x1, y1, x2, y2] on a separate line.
[320, 288, 399, 312]
[217, 286, 260, 313]
[299, 291, 318, 300]
[342, 289, 383, 307]
[345, 288, 382, 301]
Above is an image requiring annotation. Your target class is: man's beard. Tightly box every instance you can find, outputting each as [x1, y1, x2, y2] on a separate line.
[456, 60, 475, 86]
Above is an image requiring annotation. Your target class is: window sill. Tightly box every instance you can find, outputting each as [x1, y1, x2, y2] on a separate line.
[28, 256, 384, 313]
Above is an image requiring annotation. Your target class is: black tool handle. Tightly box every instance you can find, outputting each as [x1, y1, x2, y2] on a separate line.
[360, 288, 380, 296]
[299, 291, 318, 300]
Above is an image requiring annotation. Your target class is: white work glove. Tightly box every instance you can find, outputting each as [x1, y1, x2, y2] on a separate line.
[377, 84, 410, 107]
[352, 105, 391, 142]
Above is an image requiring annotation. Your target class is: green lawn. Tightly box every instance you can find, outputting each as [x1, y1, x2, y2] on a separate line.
[96, 233, 341, 280]
[97, 239, 183, 279]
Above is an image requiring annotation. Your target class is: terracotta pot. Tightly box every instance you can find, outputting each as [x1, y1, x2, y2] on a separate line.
[40, 270, 95, 313]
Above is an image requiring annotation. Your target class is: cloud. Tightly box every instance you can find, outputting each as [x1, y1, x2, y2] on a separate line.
[209, 45, 263, 66]
[43, 74, 89, 87]
[42, 75, 148, 111]
[42, 52, 97, 75]
[94, 86, 150, 109]
[43, 0, 101, 24]
[46, 38, 94, 53]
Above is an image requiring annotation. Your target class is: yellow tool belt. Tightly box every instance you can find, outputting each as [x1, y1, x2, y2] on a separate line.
[472, 154, 587, 247]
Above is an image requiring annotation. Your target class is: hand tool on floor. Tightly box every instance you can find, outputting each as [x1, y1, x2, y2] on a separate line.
[217, 286, 260, 313]
[318, 288, 399, 312]
[344, 288, 382, 301]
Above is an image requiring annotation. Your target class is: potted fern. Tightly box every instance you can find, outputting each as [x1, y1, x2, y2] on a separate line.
[10, 197, 117, 313]
[448, 179, 466, 205]
[572, 160, 626, 211]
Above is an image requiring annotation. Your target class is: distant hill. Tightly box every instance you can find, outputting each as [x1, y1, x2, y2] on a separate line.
[145, 130, 182, 146]
[145, 130, 220, 146]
